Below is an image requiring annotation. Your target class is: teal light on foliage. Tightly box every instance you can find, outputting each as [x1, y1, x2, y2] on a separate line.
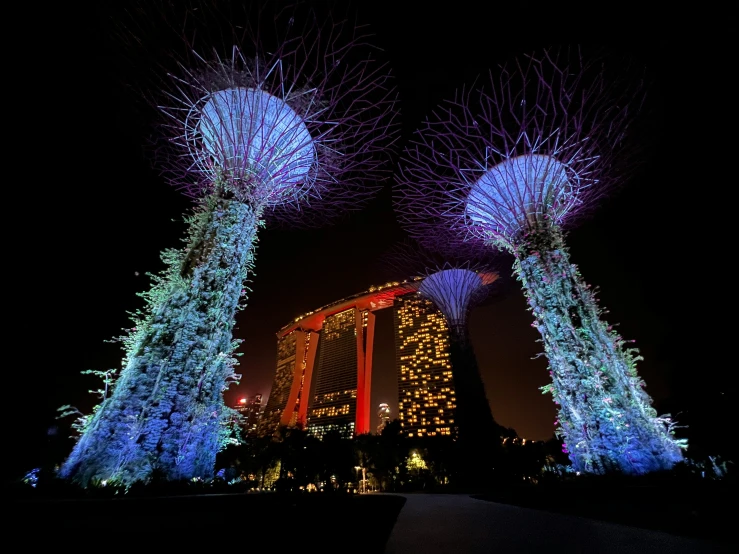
[59, 1, 398, 487]
[396, 48, 686, 475]
[516, 232, 686, 474]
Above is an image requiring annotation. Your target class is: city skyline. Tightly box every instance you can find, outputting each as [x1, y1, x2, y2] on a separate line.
[8, 1, 731, 476]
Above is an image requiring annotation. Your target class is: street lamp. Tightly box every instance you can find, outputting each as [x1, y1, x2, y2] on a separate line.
[354, 466, 361, 494]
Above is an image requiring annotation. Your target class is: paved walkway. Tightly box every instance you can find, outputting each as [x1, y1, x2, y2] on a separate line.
[382, 494, 730, 554]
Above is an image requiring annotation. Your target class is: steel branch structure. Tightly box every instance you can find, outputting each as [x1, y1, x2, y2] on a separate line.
[148, 2, 398, 226]
[395, 47, 685, 475]
[60, 0, 398, 487]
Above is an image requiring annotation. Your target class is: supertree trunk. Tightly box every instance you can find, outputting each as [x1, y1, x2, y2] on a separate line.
[59, 1, 397, 487]
[446, 325, 501, 447]
[395, 47, 687, 474]
[382, 242, 505, 469]
[60, 192, 260, 486]
[513, 227, 684, 474]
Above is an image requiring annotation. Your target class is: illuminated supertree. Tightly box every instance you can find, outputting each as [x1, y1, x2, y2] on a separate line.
[383, 240, 508, 464]
[395, 47, 685, 475]
[60, 1, 398, 487]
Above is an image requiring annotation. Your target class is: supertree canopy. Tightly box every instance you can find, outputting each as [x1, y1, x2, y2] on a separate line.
[418, 268, 495, 336]
[395, 46, 686, 475]
[382, 241, 509, 466]
[59, 0, 398, 487]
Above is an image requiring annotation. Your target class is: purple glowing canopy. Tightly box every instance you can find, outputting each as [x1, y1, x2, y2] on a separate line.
[192, 87, 316, 205]
[465, 154, 577, 246]
[125, 0, 400, 227]
[380, 238, 504, 332]
[394, 48, 686, 476]
[395, 46, 645, 252]
[57, 0, 401, 487]
[419, 268, 488, 330]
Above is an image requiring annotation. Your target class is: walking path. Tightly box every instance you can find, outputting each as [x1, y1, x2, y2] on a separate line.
[382, 493, 730, 554]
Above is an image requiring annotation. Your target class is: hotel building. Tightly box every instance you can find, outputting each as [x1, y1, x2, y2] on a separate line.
[260, 274, 492, 440]
[394, 294, 456, 438]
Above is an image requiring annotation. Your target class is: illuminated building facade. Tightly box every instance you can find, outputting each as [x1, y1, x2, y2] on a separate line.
[394, 294, 456, 438]
[262, 281, 419, 439]
[235, 394, 262, 437]
[306, 308, 362, 439]
[258, 330, 318, 438]
[262, 277, 486, 440]
[377, 403, 391, 435]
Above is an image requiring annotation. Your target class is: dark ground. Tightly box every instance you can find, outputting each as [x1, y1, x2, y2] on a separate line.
[474, 479, 735, 546]
[5, 491, 407, 552]
[5, 478, 734, 550]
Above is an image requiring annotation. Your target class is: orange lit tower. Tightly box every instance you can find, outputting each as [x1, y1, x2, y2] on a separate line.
[259, 328, 319, 436]
[307, 308, 368, 439]
[260, 280, 420, 439]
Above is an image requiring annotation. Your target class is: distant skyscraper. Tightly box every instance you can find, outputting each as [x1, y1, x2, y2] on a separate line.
[394, 294, 456, 438]
[377, 402, 391, 435]
[235, 394, 262, 437]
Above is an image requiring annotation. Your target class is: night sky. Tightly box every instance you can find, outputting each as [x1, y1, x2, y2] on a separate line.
[8, 1, 733, 477]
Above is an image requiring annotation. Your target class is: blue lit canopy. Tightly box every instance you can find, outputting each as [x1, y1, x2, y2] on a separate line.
[464, 154, 578, 245]
[191, 87, 316, 204]
[419, 268, 485, 332]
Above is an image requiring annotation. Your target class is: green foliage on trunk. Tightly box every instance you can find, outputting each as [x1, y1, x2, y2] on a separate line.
[511, 226, 685, 474]
[60, 190, 263, 487]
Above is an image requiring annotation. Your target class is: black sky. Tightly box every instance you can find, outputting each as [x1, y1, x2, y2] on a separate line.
[8, 1, 733, 477]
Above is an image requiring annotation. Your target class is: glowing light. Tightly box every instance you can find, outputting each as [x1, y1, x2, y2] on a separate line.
[396, 49, 686, 475]
[194, 87, 315, 201]
[466, 154, 575, 240]
[59, 0, 398, 487]
[419, 268, 484, 330]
